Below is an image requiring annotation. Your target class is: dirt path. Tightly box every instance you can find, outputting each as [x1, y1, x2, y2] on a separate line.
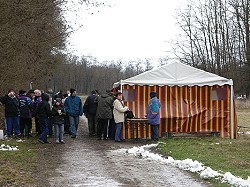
[38, 117, 210, 187]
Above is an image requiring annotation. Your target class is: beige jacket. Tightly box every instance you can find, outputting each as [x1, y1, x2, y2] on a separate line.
[113, 99, 128, 123]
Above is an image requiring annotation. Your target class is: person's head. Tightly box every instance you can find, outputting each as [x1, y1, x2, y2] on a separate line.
[41, 93, 49, 102]
[91, 90, 96, 95]
[34, 89, 41, 96]
[55, 98, 62, 106]
[114, 92, 122, 100]
[19, 90, 26, 95]
[8, 89, 15, 97]
[70, 88, 76, 96]
[150, 91, 157, 99]
[62, 93, 68, 99]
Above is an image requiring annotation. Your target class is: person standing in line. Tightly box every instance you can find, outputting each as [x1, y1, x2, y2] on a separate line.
[64, 88, 83, 138]
[37, 93, 52, 144]
[62, 93, 70, 134]
[52, 98, 65, 143]
[83, 90, 98, 137]
[32, 89, 42, 135]
[0, 89, 20, 139]
[95, 90, 114, 140]
[113, 92, 128, 142]
[18, 90, 32, 137]
[146, 91, 161, 141]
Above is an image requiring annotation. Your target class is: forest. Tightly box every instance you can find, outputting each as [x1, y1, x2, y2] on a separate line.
[0, 0, 250, 97]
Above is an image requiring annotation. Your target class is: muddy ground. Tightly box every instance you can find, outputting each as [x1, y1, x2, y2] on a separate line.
[34, 117, 210, 187]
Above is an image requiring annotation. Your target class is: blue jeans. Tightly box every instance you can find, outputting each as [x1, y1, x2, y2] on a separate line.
[39, 117, 49, 142]
[151, 125, 159, 140]
[54, 123, 64, 141]
[6, 116, 20, 136]
[115, 122, 123, 141]
[69, 116, 79, 136]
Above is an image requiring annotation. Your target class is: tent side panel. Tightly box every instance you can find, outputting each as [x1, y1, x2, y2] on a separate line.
[122, 84, 236, 138]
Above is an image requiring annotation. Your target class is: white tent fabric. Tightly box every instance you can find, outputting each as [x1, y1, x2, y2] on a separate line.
[113, 62, 233, 87]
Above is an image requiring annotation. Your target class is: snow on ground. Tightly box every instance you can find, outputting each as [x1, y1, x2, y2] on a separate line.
[0, 144, 19, 151]
[113, 143, 250, 187]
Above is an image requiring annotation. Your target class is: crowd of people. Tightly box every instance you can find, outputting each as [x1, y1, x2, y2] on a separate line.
[0, 87, 161, 143]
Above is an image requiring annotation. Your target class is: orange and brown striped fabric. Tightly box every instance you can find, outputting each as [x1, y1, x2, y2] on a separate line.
[122, 84, 237, 138]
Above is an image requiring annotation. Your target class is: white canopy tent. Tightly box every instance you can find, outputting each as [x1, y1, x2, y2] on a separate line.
[114, 61, 233, 87]
[113, 62, 236, 138]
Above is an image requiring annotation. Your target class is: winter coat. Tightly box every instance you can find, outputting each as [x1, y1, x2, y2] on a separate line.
[18, 94, 32, 119]
[146, 97, 161, 125]
[113, 99, 128, 123]
[52, 104, 65, 124]
[36, 93, 52, 118]
[95, 93, 114, 119]
[31, 95, 42, 117]
[0, 95, 20, 117]
[64, 96, 83, 117]
[83, 94, 98, 117]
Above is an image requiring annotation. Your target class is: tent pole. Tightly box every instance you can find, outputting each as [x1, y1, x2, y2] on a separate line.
[230, 85, 234, 139]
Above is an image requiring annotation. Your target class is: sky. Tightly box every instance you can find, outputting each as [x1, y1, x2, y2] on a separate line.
[66, 0, 185, 62]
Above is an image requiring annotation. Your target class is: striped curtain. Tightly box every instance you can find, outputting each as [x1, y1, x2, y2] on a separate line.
[122, 84, 237, 138]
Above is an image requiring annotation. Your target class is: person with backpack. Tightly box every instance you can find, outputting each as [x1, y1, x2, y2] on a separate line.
[83, 90, 98, 137]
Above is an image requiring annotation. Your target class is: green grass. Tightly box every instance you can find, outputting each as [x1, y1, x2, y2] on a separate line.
[0, 138, 39, 186]
[157, 107, 250, 187]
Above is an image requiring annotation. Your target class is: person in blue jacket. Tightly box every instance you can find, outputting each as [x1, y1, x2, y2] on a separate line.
[64, 88, 83, 138]
[146, 91, 161, 141]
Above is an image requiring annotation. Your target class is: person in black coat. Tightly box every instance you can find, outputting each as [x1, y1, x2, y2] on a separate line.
[83, 90, 98, 136]
[0, 89, 20, 138]
[37, 93, 52, 144]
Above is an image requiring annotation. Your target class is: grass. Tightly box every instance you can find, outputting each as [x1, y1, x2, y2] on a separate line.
[158, 135, 250, 186]
[0, 138, 39, 187]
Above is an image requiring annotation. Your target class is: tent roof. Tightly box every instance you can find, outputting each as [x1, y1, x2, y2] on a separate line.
[113, 61, 233, 87]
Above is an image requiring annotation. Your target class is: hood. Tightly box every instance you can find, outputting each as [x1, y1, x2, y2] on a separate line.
[42, 93, 49, 102]
[101, 93, 110, 98]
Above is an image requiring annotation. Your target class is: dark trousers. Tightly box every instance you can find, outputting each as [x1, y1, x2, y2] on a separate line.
[64, 114, 70, 133]
[20, 118, 32, 136]
[108, 118, 116, 140]
[38, 117, 49, 142]
[35, 117, 41, 134]
[97, 119, 109, 139]
[87, 114, 96, 135]
[48, 118, 53, 136]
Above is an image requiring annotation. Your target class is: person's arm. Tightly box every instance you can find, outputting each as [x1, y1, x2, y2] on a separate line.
[0, 95, 8, 104]
[79, 98, 83, 116]
[114, 100, 128, 113]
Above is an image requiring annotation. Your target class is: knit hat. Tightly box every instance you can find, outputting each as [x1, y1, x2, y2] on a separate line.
[150, 91, 157, 99]
[70, 88, 76, 94]
[55, 98, 62, 103]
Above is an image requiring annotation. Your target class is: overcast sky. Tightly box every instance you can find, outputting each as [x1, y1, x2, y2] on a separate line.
[66, 0, 185, 62]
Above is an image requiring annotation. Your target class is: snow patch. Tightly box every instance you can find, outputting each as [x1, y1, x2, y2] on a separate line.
[114, 143, 250, 187]
[0, 144, 19, 151]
